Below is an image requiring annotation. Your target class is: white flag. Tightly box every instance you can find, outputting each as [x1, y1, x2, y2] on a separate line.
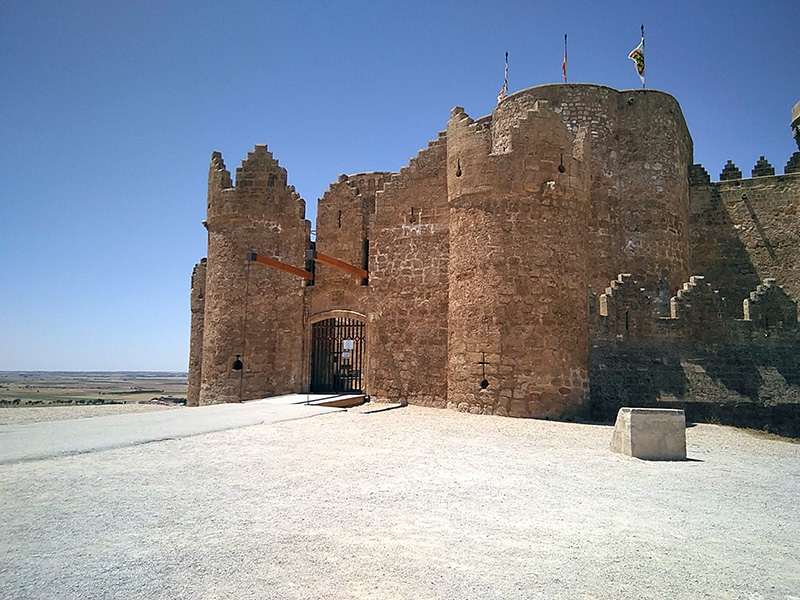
[629, 38, 645, 85]
[497, 52, 508, 103]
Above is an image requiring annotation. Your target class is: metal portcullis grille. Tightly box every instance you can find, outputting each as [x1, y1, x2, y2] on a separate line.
[310, 317, 365, 393]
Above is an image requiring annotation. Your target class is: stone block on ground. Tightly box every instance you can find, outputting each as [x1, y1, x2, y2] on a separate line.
[610, 407, 687, 460]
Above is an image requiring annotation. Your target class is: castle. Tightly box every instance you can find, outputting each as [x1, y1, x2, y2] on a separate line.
[188, 84, 800, 435]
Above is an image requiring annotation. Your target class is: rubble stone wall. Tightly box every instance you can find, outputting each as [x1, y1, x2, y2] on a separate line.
[590, 274, 800, 436]
[590, 339, 800, 437]
[366, 135, 450, 407]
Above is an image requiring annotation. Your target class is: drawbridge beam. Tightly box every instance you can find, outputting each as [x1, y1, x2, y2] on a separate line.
[245, 249, 368, 283]
[305, 250, 369, 281]
[245, 252, 314, 280]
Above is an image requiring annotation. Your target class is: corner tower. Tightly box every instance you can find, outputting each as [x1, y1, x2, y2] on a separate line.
[200, 146, 310, 404]
[446, 102, 591, 418]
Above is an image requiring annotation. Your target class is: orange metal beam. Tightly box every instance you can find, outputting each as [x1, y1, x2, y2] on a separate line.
[246, 252, 314, 280]
[310, 250, 369, 280]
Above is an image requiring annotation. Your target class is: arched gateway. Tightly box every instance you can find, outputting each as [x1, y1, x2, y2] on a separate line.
[310, 316, 366, 393]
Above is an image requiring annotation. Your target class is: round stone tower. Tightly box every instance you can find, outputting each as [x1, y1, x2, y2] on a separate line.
[492, 84, 693, 303]
[200, 146, 310, 405]
[445, 102, 591, 418]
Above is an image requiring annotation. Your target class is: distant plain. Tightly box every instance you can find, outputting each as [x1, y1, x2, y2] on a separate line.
[0, 371, 187, 406]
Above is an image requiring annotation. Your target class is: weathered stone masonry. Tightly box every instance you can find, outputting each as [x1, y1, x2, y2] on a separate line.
[188, 84, 800, 433]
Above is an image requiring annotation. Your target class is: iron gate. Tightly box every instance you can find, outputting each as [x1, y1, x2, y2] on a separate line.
[310, 317, 365, 393]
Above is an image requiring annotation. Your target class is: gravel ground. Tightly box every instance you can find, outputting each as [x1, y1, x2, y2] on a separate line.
[0, 404, 180, 426]
[1, 405, 798, 600]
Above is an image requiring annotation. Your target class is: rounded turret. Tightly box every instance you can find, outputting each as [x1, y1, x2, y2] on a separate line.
[446, 102, 591, 418]
[492, 84, 693, 298]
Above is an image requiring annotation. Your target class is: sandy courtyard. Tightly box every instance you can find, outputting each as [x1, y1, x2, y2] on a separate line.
[1, 404, 798, 599]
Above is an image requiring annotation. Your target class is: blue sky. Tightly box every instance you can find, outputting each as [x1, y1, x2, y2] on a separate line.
[1, 0, 797, 371]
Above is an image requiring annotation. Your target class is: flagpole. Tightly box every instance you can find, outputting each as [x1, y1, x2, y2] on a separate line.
[498, 51, 509, 103]
[505, 51, 508, 92]
[641, 24, 645, 89]
[563, 34, 568, 83]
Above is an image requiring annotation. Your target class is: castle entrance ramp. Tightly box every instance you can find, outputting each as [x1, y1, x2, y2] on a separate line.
[310, 317, 365, 394]
[0, 401, 341, 465]
[248, 393, 365, 408]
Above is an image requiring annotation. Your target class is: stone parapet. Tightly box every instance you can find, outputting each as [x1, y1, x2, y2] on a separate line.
[720, 160, 742, 181]
[751, 156, 775, 177]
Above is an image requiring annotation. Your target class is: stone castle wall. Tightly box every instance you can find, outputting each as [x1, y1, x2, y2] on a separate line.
[367, 134, 450, 407]
[310, 172, 393, 392]
[313, 172, 392, 294]
[689, 163, 800, 313]
[590, 274, 800, 436]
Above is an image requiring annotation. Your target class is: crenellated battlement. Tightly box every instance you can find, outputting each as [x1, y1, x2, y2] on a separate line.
[593, 272, 799, 345]
[692, 151, 800, 184]
[688, 163, 711, 186]
[318, 171, 394, 225]
[669, 275, 728, 338]
[233, 144, 287, 189]
[597, 274, 654, 340]
[341, 171, 394, 194]
[208, 151, 232, 192]
[743, 278, 798, 331]
[446, 101, 588, 205]
[378, 132, 446, 199]
[206, 145, 306, 225]
[320, 175, 360, 205]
